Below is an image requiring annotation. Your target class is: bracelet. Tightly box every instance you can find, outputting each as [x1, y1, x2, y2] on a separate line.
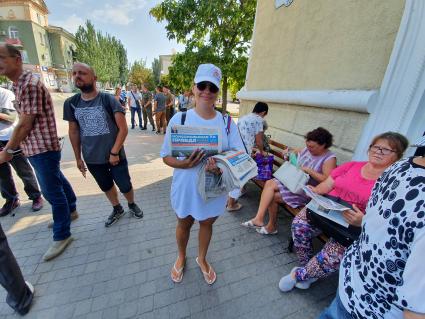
[110, 151, 119, 156]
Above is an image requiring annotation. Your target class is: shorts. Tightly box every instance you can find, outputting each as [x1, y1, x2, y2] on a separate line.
[86, 158, 132, 193]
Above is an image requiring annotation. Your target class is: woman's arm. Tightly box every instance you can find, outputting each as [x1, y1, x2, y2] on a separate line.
[302, 157, 337, 183]
[309, 175, 335, 195]
[404, 310, 425, 319]
[162, 150, 205, 169]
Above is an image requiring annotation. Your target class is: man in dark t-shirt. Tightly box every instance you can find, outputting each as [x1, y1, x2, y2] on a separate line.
[64, 63, 143, 227]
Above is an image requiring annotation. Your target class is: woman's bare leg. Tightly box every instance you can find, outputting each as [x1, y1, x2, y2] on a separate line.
[251, 179, 280, 226]
[172, 215, 194, 280]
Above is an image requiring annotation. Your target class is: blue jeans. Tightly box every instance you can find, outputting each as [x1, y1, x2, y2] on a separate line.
[28, 151, 76, 241]
[318, 291, 352, 319]
[130, 107, 143, 128]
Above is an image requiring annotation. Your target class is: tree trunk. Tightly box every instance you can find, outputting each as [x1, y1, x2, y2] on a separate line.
[221, 75, 228, 114]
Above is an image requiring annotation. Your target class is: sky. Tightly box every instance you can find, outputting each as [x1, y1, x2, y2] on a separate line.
[45, 0, 185, 67]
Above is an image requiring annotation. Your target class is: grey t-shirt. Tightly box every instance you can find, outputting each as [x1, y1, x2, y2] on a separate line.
[154, 92, 166, 112]
[63, 93, 126, 164]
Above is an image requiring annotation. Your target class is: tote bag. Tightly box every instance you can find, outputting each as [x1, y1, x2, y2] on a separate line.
[254, 153, 274, 180]
[273, 161, 309, 194]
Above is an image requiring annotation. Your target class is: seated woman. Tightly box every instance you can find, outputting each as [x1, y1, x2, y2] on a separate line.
[279, 132, 408, 292]
[242, 127, 337, 235]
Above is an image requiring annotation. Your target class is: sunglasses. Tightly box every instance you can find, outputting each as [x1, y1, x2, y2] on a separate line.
[196, 81, 219, 93]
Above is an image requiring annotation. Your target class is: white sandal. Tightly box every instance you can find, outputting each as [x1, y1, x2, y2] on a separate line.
[241, 219, 263, 229]
[256, 226, 278, 235]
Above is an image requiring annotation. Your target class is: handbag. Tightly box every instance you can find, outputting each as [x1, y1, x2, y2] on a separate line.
[306, 195, 361, 247]
[254, 153, 274, 180]
[273, 161, 309, 194]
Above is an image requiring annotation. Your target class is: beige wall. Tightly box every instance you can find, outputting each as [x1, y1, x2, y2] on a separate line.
[240, 101, 368, 163]
[0, 6, 26, 20]
[240, 0, 406, 162]
[246, 0, 405, 91]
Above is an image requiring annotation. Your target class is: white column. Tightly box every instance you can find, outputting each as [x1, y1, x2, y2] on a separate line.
[353, 0, 425, 159]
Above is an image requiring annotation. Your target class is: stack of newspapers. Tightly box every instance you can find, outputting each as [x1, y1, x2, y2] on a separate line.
[168, 125, 258, 200]
[198, 150, 258, 201]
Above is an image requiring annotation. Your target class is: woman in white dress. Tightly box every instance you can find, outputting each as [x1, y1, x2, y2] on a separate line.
[160, 64, 245, 284]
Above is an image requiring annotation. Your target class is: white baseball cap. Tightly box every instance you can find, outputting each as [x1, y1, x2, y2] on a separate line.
[412, 135, 425, 147]
[194, 64, 222, 89]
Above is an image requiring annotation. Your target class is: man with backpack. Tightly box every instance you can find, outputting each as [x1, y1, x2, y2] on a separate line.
[64, 63, 143, 227]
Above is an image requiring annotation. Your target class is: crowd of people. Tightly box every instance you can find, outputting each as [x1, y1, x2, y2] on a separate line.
[0, 43, 423, 318]
[113, 82, 195, 135]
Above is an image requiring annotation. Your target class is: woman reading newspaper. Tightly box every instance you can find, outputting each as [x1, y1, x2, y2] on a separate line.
[160, 64, 244, 285]
[278, 132, 408, 292]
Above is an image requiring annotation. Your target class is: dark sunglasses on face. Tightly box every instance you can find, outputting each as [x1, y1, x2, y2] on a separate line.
[196, 81, 219, 93]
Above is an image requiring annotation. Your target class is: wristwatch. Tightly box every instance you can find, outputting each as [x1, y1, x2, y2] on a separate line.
[5, 148, 22, 156]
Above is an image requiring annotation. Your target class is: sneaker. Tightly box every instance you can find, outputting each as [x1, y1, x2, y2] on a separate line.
[128, 203, 143, 219]
[47, 210, 79, 229]
[131, 126, 135, 129]
[152, 127, 156, 131]
[278, 267, 299, 292]
[295, 277, 318, 290]
[105, 208, 126, 227]
[43, 237, 74, 261]
[155, 131, 161, 135]
[141, 127, 147, 130]
[0, 198, 20, 217]
[32, 197, 44, 211]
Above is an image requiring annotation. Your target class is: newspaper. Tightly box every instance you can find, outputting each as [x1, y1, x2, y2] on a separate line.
[169, 125, 222, 157]
[213, 150, 258, 185]
[306, 200, 350, 228]
[302, 186, 349, 211]
[197, 150, 258, 201]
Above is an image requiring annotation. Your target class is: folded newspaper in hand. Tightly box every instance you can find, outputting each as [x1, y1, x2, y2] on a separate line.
[303, 186, 352, 227]
[169, 125, 222, 157]
[197, 150, 258, 201]
[302, 186, 349, 211]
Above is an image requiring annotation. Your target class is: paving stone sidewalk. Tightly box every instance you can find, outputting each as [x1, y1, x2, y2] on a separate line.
[0, 105, 337, 319]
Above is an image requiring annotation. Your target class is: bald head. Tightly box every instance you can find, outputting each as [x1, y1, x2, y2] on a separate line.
[73, 62, 96, 76]
[72, 62, 97, 93]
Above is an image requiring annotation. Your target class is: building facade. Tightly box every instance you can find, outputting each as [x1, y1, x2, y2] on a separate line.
[159, 54, 173, 76]
[0, 0, 76, 91]
[238, 0, 424, 162]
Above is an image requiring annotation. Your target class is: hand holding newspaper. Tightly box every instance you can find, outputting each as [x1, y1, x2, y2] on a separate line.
[302, 186, 349, 211]
[197, 150, 258, 201]
[303, 186, 351, 227]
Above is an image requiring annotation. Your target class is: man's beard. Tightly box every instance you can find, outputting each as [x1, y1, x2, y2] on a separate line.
[77, 83, 95, 93]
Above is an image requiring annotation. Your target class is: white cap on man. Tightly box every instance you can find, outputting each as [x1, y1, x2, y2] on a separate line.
[194, 64, 222, 89]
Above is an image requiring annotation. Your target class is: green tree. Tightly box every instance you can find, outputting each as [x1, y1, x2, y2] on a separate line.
[75, 20, 128, 86]
[151, 58, 161, 85]
[150, 0, 256, 112]
[128, 59, 155, 88]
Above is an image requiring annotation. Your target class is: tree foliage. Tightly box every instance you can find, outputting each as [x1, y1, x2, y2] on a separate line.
[151, 58, 161, 85]
[128, 59, 155, 89]
[150, 0, 256, 111]
[75, 21, 128, 86]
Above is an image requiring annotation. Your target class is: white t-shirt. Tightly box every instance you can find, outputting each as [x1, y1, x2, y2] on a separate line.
[160, 109, 245, 220]
[339, 157, 425, 319]
[0, 87, 18, 141]
[237, 113, 264, 155]
[127, 90, 141, 108]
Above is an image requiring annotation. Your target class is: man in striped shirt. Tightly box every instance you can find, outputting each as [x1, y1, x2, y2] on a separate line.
[0, 44, 77, 262]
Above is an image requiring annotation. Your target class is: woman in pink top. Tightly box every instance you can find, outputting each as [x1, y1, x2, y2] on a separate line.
[279, 132, 408, 292]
